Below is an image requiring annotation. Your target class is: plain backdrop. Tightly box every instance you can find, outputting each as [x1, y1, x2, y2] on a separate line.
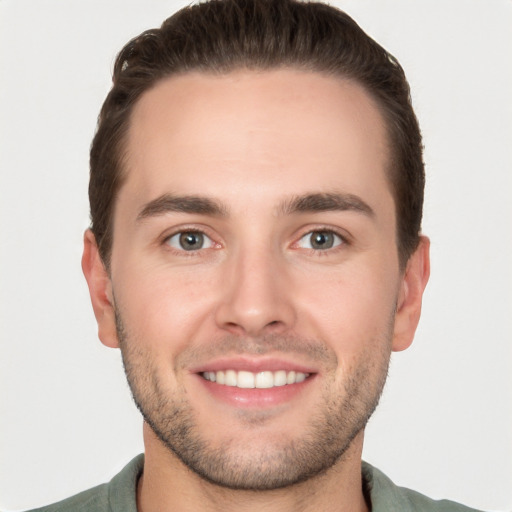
[1, 1, 511, 510]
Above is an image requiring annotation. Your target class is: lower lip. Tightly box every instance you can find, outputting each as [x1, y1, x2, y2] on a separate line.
[196, 374, 315, 407]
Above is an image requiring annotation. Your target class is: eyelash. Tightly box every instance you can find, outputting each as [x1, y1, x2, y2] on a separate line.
[160, 226, 350, 256]
[293, 227, 350, 254]
[162, 227, 219, 256]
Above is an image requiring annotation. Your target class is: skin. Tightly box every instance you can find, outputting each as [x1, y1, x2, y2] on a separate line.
[82, 69, 430, 512]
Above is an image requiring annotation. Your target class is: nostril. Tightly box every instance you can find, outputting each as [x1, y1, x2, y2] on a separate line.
[265, 320, 286, 331]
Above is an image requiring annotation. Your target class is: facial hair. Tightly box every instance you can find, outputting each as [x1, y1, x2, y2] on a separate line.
[116, 309, 393, 491]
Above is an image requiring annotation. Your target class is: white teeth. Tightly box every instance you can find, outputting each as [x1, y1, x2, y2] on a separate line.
[237, 371, 255, 388]
[295, 372, 306, 383]
[202, 369, 309, 388]
[255, 371, 274, 388]
[216, 370, 225, 385]
[273, 370, 287, 387]
[225, 370, 237, 387]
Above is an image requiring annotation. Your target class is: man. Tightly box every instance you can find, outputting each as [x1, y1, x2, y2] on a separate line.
[23, 0, 485, 510]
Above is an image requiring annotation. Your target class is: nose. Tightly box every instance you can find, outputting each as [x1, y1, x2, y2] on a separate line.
[214, 245, 296, 337]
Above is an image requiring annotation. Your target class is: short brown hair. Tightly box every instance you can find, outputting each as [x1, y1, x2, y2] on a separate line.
[89, 0, 424, 269]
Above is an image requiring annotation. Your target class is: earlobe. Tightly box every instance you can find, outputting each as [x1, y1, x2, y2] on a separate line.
[392, 236, 430, 352]
[81, 229, 119, 348]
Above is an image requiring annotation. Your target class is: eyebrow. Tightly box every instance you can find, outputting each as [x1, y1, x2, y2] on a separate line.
[136, 191, 374, 222]
[137, 194, 228, 221]
[278, 192, 375, 217]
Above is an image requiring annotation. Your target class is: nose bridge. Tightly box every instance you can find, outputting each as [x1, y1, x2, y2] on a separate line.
[215, 237, 294, 336]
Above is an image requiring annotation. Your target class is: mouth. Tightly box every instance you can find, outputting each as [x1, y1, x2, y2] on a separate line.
[201, 369, 310, 389]
[192, 358, 317, 408]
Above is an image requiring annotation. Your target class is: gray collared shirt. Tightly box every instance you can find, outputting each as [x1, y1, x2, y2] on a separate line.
[25, 454, 484, 512]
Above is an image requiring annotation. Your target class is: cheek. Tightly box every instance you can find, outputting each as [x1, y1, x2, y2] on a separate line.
[113, 265, 217, 351]
[295, 263, 399, 354]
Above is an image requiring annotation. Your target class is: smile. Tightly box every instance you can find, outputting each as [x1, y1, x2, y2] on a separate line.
[202, 370, 309, 389]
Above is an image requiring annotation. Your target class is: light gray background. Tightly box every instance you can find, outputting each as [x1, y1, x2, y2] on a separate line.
[1, 1, 511, 510]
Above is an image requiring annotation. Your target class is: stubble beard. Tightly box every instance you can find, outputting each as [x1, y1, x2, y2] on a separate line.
[116, 310, 393, 491]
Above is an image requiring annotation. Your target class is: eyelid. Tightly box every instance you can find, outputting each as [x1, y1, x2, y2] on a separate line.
[161, 225, 222, 251]
[166, 231, 215, 250]
[158, 224, 350, 253]
[291, 226, 351, 250]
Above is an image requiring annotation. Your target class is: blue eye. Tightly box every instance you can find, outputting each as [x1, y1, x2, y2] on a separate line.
[166, 231, 214, 251]
[297, 230, 343, 250]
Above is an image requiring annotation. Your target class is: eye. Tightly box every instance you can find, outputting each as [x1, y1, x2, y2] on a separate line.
[297, 230, 344, 250]
[166, 231, 215, 251]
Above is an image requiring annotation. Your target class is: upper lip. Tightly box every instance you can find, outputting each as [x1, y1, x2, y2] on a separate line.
[189, 356, 318, 375]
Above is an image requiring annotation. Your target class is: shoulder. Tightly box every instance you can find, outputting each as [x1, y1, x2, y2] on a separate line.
[25, 484, 110, 512]
[362, 461, 485, 512]
[23, 454, 144, 512]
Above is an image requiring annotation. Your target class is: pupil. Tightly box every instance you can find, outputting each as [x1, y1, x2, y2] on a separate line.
[311, 231, 333, 249]
[180, 232, 203, 250]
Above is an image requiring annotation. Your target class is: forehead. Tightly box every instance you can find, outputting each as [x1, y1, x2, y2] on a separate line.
[121, 69, 391, 214]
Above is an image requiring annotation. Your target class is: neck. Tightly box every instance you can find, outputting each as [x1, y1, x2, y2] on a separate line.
[137, 424, 369, 512]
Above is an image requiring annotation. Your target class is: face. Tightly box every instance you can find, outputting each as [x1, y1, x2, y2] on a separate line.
[85, 69, 427, 490]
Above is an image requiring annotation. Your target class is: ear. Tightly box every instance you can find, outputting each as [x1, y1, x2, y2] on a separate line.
[392, 236, 430, 352]
[81, 229, 119, 348]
